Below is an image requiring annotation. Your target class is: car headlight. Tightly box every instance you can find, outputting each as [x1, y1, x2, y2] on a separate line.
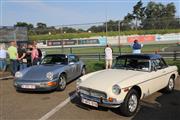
[46, 72, 54, 80]
[112, 84, 121, 95]
[15, 72, 23, 78]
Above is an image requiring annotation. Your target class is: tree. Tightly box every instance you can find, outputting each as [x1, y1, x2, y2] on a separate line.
[121, 13, 134, 30]
[132, 0, 145, 29]
[122, 0, 179, 30]
[36, 22, 47, 29]
[142, 2, 177, 29]
[14, 22, 34, 30]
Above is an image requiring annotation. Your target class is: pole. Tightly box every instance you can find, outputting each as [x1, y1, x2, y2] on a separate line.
[118, 20, 121, 55]
[105, 8, 108, 44]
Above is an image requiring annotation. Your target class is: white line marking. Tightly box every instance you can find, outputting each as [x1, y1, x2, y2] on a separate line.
[0, 76, 14, 80]
[38, 93, 77, 120]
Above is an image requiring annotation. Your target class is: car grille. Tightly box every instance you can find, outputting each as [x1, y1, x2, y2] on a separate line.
[79, 87, 107, 99]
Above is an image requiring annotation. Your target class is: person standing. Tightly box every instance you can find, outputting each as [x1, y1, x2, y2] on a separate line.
[33, 41, 42, 62]
[26, 43, 33, 67]
[131, 40, 143, 54]
[0, 43, 7, 72]
[31, 45, 39, 65]
[18, 44, 27, 70]
[8, 41, 18, 75]
[105, 44, 113, 69]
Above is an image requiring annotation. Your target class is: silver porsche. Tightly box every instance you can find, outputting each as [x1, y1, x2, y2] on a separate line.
[14, 54, 86, 91]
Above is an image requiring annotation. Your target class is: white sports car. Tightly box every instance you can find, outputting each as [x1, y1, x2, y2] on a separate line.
[76, 54, 178, 116]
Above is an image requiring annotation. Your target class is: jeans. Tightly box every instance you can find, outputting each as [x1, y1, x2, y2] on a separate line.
[0, 59, 6, 71]
[19, 63, 27, 71]
[10, 59, 19, 75]
[32, 58, 39, 65]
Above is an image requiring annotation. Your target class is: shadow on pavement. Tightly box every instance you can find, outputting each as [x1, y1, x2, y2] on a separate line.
[69, 89, 180, 120]
[132, 90, 180, 120]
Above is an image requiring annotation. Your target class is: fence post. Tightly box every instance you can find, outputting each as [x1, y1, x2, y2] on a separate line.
[98, 53, 101, 61]
[173, 51, 177, 61]
[70, 47, 72, 54]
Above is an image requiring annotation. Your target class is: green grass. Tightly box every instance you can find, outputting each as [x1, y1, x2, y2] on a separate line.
[166, 60, 180, 74]
[29, 29, 180, 41]
[84, 60, 105, 73]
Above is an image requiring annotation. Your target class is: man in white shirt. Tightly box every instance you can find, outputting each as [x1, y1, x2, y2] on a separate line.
[105, 44, 113, 69]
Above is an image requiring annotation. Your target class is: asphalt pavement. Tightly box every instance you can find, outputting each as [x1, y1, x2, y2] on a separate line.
[0, 75, 180, 120]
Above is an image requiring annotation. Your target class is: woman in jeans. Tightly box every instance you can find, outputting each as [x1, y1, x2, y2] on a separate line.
[0, 43, 7, 72]
[31, 45, 39, 65]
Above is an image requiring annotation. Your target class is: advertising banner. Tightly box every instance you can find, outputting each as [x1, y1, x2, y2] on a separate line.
[47, 40, 77, 46]
[156, 34, 180, 41]
[127, 35, 155, 43]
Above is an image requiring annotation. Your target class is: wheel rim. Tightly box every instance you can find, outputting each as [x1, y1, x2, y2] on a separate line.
[82, 68, 86, 75]
[168, 78, 174, 90]
[128, 94, 138, 112]
[59, 76, 66, 90]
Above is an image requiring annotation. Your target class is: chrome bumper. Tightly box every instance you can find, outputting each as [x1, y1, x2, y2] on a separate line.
[14, 80, 58, 91]
[77, 92, 122, 108]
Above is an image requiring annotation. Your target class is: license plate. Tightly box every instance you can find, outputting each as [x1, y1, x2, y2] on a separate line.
[81, 98, 98, 107]
[21, 85, 36, 89]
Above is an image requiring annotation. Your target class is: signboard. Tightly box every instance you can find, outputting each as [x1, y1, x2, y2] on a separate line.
[47, 40, 77, 46]
[127, 35, 155, 43]
[78, 39, 99, 44]
[156, 34, 180, 41]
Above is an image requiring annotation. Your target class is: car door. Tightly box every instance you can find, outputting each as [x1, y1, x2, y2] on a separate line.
[148, 59, 168, 93]
[68, 55, 79, 80]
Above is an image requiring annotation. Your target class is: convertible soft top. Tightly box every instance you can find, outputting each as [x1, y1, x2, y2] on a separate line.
[117, 54, 162, 60]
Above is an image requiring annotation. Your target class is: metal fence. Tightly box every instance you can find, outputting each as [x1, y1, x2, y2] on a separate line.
[77, 52, 180, 61]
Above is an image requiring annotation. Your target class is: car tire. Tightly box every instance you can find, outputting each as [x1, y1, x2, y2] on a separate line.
[120, 89, 139, 117]
[57, 74, 67, 91]
[81, 66, 86, 76]
[164, 77, 175, 93]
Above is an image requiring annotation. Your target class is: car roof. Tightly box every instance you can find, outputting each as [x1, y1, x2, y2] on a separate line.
[117, 54, 162, 60]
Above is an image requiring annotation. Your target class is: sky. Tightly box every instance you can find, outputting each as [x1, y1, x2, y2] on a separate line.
[0, 0, 180, 27]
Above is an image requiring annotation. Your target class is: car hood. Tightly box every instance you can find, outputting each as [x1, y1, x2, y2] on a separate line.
[80, 69, 146, 91]
[21, 64, 65, 81]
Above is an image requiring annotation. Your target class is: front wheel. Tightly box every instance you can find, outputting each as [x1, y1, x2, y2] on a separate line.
[81, 67, 86, 76]
[164, 77, 175, 93]
[56, 74, 67, 91]
[120, 89, 139, 117]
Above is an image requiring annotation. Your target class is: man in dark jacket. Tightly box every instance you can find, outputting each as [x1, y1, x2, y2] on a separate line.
[131, 40, 143, 54]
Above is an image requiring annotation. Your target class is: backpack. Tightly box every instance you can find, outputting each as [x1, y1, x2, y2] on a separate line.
[133, 43, 141, 50]
[37, 48, 42, 58]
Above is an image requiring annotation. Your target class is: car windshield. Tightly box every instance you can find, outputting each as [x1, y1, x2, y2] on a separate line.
[113, 57, 150, 72]
[41, 55, 68, 65]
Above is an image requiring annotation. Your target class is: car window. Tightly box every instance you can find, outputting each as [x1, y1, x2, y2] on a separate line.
[69, 55, 79, 63]
[114, 58, 150, 71]
[151, 59, 167, 70]
[41, 55, 67, 65]
[113, 58, 126, 69]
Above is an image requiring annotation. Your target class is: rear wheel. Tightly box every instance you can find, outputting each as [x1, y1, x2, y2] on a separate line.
[120, 89, 139, 117]
[56, 74, 67, 91]
[164, 77, 175, 93]
[81, 66, 86, 76]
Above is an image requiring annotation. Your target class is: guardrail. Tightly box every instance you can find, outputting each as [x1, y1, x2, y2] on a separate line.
[77, 51, 180, 61]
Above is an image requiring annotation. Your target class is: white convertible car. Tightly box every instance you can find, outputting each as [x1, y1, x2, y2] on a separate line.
[76, 54, 178, 116]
